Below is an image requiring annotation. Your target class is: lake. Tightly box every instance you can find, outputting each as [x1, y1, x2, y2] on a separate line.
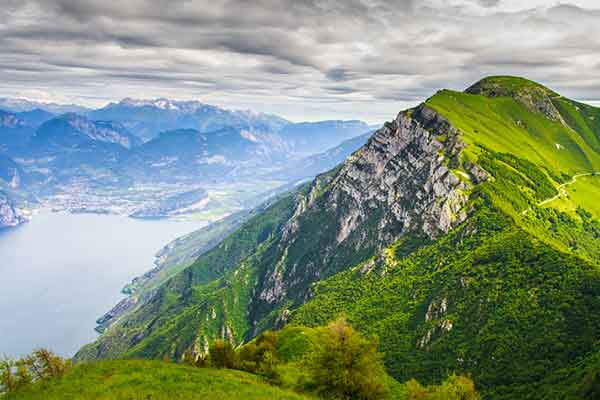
[0, 212, 205, 358]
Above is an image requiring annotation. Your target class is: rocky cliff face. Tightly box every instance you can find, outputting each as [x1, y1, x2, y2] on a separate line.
[316, 105, 468, 240]
[252, 104, 473, 326]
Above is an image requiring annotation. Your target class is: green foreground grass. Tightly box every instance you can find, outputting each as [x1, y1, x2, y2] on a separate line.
[5, 360, 313, 400]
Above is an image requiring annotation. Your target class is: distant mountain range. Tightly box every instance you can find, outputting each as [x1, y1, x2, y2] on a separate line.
[0, 98, 373, 184]
[0, 98, 89, 115]
[89, 98, 290, 142]
[0, 109, 52, 153]
[0, 97, 375, 227]
[270, 131, 373, 181]
[120, 127, 289, 182]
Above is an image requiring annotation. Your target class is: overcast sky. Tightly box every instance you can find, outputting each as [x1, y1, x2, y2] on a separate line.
[1, 0, 599, 122]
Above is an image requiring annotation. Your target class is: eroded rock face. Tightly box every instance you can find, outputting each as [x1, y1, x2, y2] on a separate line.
[254, 105, 473, 319]
[326, 105, 469, 241]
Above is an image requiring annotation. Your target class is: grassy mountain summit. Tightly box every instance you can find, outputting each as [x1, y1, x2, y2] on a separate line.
[430, 76, 600, 174]
[76, 76, 600, 399]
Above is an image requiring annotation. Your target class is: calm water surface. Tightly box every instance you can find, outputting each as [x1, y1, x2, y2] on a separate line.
[0, 212, 204, 358]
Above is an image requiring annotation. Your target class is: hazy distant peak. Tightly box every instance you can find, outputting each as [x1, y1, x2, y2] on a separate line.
[117, 98, 209, 112]
[113, 98, 288, 123]
[37, 113, 140, 149]
[0, 97, 89, 114]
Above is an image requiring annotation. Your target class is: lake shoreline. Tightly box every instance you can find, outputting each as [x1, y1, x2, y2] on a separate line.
[0, 211, 204, 358]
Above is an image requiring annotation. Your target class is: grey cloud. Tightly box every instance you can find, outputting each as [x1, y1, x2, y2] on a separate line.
[324, 86, 359, 95]
[326, 68, 358, 82]
[473, 0, 501, 7]
[0, 0, 599, 123]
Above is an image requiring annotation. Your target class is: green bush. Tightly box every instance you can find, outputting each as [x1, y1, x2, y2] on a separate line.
[1, 349, 71, 395]
[208, 340, 237, 369]
[238, 331, 280, 382]
[406, 374, 481, 400]
[307, 317, 388, 400]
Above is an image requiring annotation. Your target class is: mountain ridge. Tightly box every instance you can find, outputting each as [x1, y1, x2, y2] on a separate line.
[33, 113, 141, 150]
[0, 98, 89, 115]
[74, 76, 600, 399]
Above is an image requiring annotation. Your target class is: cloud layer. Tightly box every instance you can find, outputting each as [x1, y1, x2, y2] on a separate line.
[1, 0, 599, 122]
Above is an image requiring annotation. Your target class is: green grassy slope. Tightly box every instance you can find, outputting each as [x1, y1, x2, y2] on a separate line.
[546, 174, 600, 219]
[553, 97, 600, 153]
[123, 209, 253, 296]
[4, 360, 312, 400]
[427, 89, 600, 175]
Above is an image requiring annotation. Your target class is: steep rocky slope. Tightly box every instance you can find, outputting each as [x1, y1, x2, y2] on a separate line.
[76, 77, 600, 399]
[251, 104, 470, 313]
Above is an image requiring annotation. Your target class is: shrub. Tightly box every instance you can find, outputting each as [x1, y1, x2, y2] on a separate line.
[238, 342, 259, 372]
[406, 374, 481, 400]
[208, 340, 237, 369]
[0, 349, 70, 395]
[237, 331, 280, 382]
[406, 379, 427, 400]
[1, 358, 19, 394]
[23, 348, 71, 381]
[181, 348, 208, 367]
[307, 317, 388, 400]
